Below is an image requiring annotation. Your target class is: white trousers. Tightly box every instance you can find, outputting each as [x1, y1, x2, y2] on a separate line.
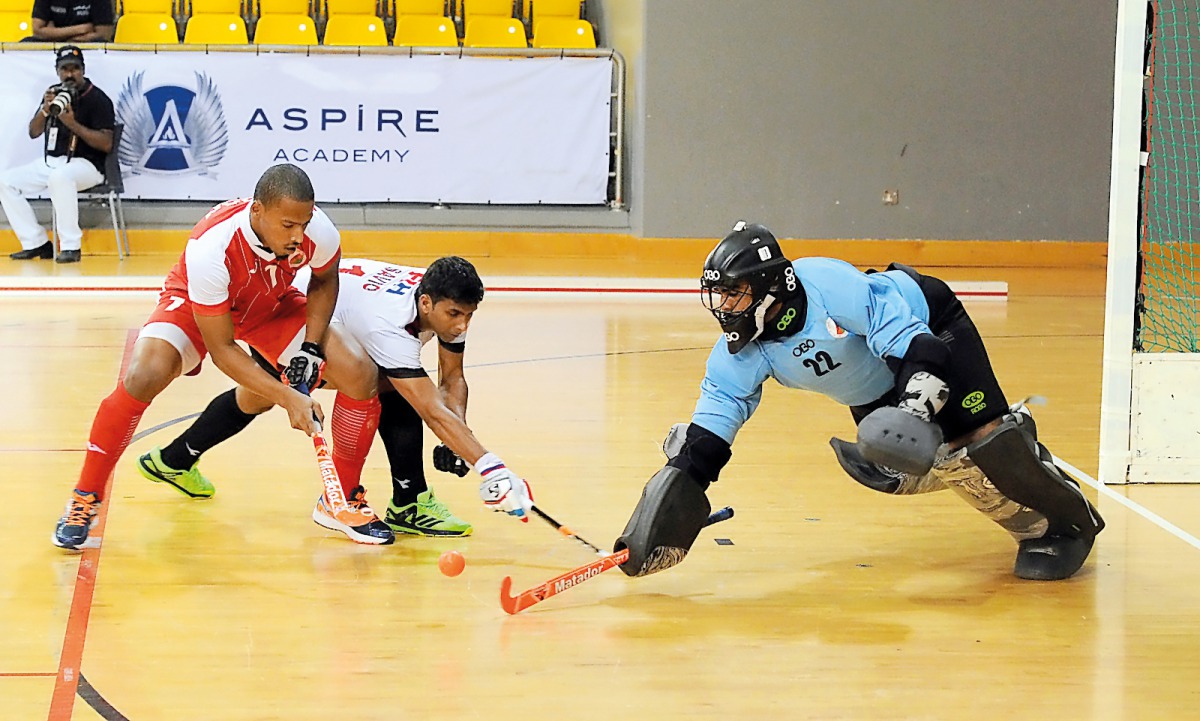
[0, 155, 104, 252]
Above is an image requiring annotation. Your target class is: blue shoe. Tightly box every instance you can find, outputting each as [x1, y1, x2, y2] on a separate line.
[52, 490, 101, 550]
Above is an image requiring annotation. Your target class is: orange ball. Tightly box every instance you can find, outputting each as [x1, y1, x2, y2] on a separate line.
[438, 550, 465, 577]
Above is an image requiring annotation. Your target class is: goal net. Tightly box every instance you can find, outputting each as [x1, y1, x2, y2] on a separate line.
[1102, 0, 1200, 483]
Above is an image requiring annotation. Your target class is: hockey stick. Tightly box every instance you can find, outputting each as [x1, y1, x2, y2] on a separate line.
[311, 430, 350, 515]
[530, 504, 608, 556]
[296, 383, 349, 516]
[500, 505, 734, 615]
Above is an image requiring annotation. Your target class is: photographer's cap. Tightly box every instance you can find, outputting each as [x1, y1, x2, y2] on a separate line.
[55, 45, 84, 70]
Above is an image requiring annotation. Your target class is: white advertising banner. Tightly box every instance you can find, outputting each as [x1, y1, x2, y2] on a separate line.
[0, 49, 612, 203]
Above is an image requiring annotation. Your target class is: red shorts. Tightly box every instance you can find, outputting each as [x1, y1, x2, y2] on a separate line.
[140, 289, 307, 374]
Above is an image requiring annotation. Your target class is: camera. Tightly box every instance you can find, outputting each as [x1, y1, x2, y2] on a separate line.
[47, 82, 77, 117]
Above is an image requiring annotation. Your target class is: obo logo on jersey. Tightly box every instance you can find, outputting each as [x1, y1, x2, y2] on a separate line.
[116, 72, 229, 177]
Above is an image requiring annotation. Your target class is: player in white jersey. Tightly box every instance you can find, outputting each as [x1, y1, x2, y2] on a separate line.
[141, 256, 534, 537]
[612, 222, 1104, 583]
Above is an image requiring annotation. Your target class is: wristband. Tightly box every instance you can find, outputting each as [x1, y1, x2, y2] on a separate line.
[474, 452, 506, 477]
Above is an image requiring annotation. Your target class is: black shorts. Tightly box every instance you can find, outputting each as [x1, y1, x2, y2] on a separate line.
[850, 266, 1008, 442]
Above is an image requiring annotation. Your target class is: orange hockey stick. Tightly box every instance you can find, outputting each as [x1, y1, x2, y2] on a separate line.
[499, 506, 734, 614]
[311, 431, 349, 515]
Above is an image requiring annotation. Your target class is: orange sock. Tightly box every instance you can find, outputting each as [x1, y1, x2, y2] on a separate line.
[330, 393, 380, 495]
[77, 384, 149, 498]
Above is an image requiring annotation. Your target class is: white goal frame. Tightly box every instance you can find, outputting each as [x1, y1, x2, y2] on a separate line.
[1101, 0, 1200, 484]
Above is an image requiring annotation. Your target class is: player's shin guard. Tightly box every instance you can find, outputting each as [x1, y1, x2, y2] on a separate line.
[614, 467, 711, 577]
[78, 384, 149, 497]
[966, 418, 1104, 581]
[330, 393, 380, 495]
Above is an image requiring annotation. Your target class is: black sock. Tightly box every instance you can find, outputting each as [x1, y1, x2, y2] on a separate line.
[377, 391, 427, 506]
[160, 389, 259, 470]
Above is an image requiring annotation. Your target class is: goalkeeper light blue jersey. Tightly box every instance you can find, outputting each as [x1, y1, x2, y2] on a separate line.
[692, 257, 933, 444]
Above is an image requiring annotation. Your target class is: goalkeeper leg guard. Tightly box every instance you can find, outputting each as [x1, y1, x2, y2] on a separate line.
[967, 419, 1104, 540]
[966, 418, 1104, 580]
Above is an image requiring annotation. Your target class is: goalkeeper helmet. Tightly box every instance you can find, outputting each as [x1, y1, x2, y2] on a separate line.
[701, 221, 798, 353]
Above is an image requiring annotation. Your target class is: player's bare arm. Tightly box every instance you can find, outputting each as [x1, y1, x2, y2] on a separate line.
[303, 251, 340, 346]
[437, 343, 468, 421]
[388, 374, 485, 464]
[193, 311, 322, 433]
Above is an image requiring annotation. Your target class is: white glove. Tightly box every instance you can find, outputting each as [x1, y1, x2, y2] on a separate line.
[476, 453, 534, 522]
[897, 371, 949, 422]
[282, 341, 325, 392]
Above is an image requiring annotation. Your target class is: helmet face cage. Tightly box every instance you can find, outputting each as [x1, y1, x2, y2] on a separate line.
[700, 269, 770, 329]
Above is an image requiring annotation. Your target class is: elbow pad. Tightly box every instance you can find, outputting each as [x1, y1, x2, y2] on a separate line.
[666, 423, 732, 489]
[894, 333, 951, 390]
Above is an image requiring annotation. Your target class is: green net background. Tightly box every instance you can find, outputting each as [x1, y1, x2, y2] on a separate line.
[1139, 0, 1200, 352]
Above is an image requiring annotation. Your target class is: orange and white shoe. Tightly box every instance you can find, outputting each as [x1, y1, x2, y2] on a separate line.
[312, 485, 395, 545]
[52, 489, 101, 550]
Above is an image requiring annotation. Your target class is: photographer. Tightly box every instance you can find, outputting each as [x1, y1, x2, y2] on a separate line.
[0, 46, 114, 264]
[28, 0, 114, 42]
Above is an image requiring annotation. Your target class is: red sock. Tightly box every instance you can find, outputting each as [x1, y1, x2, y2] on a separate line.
[331, 393, 380, 495]
[77, 383, 150, 499]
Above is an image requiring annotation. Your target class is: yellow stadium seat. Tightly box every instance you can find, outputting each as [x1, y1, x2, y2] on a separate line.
[460, 0, 510, 22]
[253, 13, 316, 43]
[325, 0, 373, 15]
[258, 0, 308, 15]
[531, 17, 590, 48]
[190, 0, 242, 14]
[322, 13, 385, 45]
[528, 0, 576, 26]
[0, 12, 31, 41]
[395, 0, 442, 16]
[113, 13, 179, 42]
[393, 14, 455, 46]
[462, 16, 524, 47]
[184, 13, 247, 42]
[122, 0, 174, 14]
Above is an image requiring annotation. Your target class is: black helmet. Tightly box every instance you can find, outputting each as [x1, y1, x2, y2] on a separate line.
[701, 221, 798, 353]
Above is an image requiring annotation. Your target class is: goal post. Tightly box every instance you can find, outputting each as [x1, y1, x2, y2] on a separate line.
[1101, 0, 1200, 483]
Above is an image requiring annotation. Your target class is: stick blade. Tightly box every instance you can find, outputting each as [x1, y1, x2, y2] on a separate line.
[499, 576, 521, 615]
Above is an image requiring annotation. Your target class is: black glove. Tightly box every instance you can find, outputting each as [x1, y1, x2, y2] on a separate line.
[432, 443, 470, 477]
[283, 341, 325, 391]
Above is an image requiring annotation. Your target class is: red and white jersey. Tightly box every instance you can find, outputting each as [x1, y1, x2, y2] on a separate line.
[294, 257, 467, 376]
[163, 198, 340, 333]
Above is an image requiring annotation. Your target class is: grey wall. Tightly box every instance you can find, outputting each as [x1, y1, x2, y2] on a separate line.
[5, 2, 1121, 244]
[622, 0, 1118, 241]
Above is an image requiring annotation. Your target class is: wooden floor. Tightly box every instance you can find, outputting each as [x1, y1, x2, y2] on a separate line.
[2, 257, 1199, 720]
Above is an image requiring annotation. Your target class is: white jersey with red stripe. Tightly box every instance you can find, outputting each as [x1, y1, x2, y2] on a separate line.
[294, 257, 467, 376]
[162, 198, 340, 332]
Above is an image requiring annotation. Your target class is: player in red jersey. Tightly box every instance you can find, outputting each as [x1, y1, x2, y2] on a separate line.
[52, 164, 394, 550]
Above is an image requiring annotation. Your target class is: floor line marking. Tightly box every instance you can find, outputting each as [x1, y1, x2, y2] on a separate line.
[1055, 456, 1200, 551]
[48, 329, 138, 721]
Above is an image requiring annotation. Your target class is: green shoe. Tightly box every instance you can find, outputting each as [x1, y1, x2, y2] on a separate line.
[385, 489, 473, 537]
[136, 447, 215, 498]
